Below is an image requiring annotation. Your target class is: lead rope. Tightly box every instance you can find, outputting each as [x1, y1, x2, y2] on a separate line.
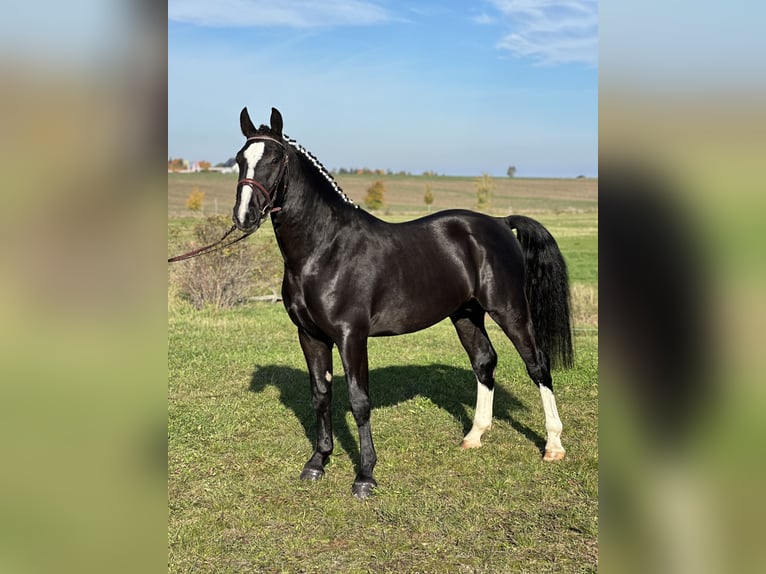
[167, 225, 254, 262]
[168, 135, 288, 263]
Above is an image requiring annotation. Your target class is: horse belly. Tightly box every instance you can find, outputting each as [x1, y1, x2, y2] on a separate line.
[368, 276, 468, 336]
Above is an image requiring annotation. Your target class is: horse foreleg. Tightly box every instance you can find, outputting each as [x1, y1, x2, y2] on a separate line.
[338, 334, 377, 499]
[298, 329, 335, 480]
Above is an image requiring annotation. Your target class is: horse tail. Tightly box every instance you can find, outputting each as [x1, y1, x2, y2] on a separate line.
[505, 215, 574, 369]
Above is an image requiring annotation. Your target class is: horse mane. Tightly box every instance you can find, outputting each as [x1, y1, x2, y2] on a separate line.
[255, 124, 357, 208]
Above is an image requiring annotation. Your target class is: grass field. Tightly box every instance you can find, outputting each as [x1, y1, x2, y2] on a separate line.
[168, 174, 598, 572]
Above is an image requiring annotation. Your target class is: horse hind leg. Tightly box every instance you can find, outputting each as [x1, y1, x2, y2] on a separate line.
[488, 308, 566, 461]
[538, 380, 565, 461]
[451, 306, 497, 449]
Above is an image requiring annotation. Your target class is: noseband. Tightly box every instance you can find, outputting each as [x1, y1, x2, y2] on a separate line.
[238, 135, 289, 219]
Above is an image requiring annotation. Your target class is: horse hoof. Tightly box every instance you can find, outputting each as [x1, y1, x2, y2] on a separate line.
[543, 449, 566, 461]
[300, 467, 324, 481]
[352, 481, 376, 500]
[460, 439, 481, 449]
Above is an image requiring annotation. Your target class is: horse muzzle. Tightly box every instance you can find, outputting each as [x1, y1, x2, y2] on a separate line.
[234, 178, 274, 232]
[232, 208, 263, 233]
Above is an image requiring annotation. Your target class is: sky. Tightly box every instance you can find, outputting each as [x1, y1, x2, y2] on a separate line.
[168, 0, 598, 177]
[2, 1, 763, 177]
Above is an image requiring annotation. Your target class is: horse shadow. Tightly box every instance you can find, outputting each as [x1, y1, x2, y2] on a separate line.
[248, 363, 545, 469]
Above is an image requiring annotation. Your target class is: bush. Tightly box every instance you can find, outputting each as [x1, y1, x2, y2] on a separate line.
[424, 183, 434, 211]
[186, 187, 205, 213]
[364, 180, 386, 211]
[475, 173, 493, 211]
[171, 216, 255, 309]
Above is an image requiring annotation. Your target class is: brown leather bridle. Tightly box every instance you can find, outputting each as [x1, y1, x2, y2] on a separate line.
[236, 135, 289, 222]
[168, 135, 289, 263]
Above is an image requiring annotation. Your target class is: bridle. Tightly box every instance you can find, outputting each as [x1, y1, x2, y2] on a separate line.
[168, 135, 289, 263]
[236, 134, 289, 222]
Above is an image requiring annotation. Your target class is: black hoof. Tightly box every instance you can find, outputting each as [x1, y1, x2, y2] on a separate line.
[299, 467, 324, 481]
[352, 480, 377, 499]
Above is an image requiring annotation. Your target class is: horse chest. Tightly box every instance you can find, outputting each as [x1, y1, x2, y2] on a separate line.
[282, 269, 347, 335]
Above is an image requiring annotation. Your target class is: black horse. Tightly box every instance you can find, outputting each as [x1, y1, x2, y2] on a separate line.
[233, 107, 573, 498]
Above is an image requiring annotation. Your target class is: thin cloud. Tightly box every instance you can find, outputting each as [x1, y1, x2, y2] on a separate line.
[168, 0, 395, 28]
[472, 13, 495, 25]
[485, 0, 597, 66]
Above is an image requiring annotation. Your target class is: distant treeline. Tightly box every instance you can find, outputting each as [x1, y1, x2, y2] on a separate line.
[332, 168, 443, 177]
[209, 158, 443, 177]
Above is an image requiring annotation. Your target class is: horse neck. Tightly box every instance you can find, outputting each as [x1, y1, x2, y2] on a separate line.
[271, 149, 358, 266]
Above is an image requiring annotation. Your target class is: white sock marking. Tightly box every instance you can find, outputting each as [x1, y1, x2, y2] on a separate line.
[539, 385, 565, 455]
[462, 378, 494, 447]
[473, 380, 494, 431]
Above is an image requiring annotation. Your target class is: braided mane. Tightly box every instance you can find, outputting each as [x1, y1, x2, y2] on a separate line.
[255, 124, 357, 208]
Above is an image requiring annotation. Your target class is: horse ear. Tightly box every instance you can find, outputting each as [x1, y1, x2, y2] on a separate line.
[270, 107, 283, 137]
[240, 107, 257, 138]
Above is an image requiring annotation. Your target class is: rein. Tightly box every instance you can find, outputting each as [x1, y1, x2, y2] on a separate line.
[167, 225, 254, 263]
[168, 134, 288, 263]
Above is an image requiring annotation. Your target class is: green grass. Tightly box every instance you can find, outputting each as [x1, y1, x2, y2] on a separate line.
[169, 303, 597, 573]
[168, 175, 597, 572]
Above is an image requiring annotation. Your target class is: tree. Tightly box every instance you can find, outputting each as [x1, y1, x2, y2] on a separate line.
[506, 165, 517, 178]
[424, 183, 434, 212]
[168, 157, 186, 172]
[364, 180, 386, 211]
[186, 187, 205, 214]
[198, 160, 212, 171]
[475, 173, 493, 211]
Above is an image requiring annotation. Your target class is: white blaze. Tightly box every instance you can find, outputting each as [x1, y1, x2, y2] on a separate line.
[237, 142, 265, 225]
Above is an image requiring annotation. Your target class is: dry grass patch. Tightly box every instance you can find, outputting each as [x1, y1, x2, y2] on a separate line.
[572, 283, 598, 327]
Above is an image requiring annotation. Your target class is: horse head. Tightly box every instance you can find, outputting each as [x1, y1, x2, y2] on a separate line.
[232, 107, 288, 232]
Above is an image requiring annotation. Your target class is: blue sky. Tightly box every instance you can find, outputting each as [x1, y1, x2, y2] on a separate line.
[169, 1, 598, 177]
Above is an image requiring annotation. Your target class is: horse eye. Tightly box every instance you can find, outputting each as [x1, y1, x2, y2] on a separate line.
[271, 157, 281, 165]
